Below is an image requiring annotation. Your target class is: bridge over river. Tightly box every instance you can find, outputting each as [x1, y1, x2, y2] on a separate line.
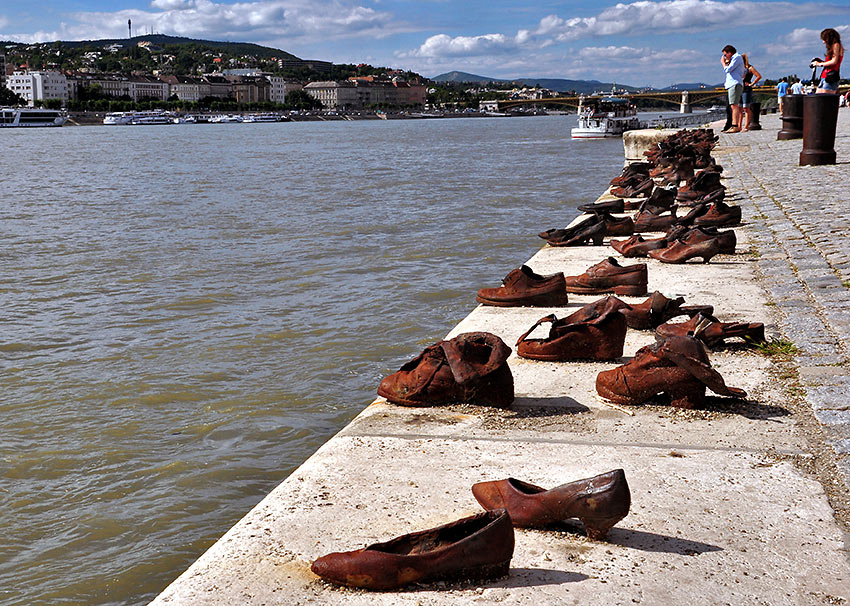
[496, 84, 848, 113]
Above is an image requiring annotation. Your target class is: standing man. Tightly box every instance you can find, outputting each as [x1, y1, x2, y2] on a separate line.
[776, 77, 789, 114]
[791, 78, 805, 95]
[721, 44, 746, 133]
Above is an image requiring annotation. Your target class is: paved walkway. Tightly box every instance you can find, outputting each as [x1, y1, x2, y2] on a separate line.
[717, 110, 850, 494]
[150, 116, 850, 606]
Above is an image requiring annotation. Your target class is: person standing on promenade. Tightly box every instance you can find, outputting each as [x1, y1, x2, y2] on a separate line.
[721, 44, 746, 132]
[777, 77, 789, 113]
[811, 28, 843, 94]
[791, 78, 805, 95]
[741, 55, 762, 130]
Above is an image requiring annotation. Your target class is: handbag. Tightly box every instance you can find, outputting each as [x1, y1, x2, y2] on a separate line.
[825, 70, 840, 85]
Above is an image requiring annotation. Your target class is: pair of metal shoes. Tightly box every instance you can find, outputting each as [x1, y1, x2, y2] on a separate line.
[311, 469, 631, 590]
[514, 292, 713, 362]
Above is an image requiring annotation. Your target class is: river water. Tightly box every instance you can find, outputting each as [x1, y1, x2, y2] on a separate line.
[1, 115, 625, 605]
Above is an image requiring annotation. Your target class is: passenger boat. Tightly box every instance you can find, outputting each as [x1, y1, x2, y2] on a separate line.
[103, 110, 176, 125]
[0, 107, 67, 127]
[571, 97, 640, 139]
[242, 113, 281, 123]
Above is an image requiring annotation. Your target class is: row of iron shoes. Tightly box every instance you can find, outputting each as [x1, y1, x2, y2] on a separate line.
[309, 129, 761, 591]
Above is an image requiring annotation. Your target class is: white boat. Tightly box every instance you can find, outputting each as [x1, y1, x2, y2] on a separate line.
[571, 97, 640, 139]
[103, 112, 134, 125]
[242, 113, 280, 123]
[103, 110, 175, 125]
[0, 107, 67, 127]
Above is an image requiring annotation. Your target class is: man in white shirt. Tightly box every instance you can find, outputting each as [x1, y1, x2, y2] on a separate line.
[721, 44, 746, 132]
[790, 79, 805, 95]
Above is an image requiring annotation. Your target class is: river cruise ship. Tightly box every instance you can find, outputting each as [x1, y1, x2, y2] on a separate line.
[0, 107, 67, 127]
[571, 97, 640, 139]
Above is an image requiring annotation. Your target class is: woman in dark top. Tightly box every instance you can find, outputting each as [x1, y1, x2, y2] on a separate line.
[741, 55, 762, 131]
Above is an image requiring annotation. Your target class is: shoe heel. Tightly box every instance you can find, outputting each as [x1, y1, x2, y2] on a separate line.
[581, 515, 623, 541]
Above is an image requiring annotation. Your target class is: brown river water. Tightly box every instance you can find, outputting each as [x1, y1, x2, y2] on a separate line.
[0, 116, 624, 605]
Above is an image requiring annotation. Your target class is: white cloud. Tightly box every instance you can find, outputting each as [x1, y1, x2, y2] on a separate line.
[400, 33, 518, 58]
[535, 1, 849, 42]
[400, 0, 850, 62]
[0, 0, 398, 44]
[763, 24, 850, 56]
[150, 0, 193, 9]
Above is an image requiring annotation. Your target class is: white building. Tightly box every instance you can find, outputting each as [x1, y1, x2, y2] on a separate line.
[5, 71, 68, 106]
[267, 76, 302, 104]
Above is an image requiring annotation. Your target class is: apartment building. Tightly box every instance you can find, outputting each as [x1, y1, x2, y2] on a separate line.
[5, 70, 68, 106]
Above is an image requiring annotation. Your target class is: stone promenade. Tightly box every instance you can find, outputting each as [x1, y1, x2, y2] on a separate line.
[150, 115, 850, 606]
[717, 109, 850, 496]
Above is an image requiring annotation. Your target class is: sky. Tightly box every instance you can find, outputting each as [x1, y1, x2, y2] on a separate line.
[1, 0, 849, 87]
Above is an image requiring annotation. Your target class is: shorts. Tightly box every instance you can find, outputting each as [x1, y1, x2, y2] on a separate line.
[818, 78, 839, 92]
[741, 89, 753, 107]
[727, 84, 743, 105]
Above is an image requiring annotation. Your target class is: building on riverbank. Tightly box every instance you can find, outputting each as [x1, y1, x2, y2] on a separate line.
[304, 79, 426, 109]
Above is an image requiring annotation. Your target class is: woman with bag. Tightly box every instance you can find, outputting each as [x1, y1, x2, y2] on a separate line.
[812, 28, 843, 94]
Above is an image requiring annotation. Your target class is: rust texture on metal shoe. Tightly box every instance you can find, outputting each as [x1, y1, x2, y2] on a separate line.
[595, 334, 746, 408]
[648, 238, 724, 264]
[378, 332, 514, 408]
[515, 297, 627, 361]
[471, 469, 631, 540]
[656, 312, 767, 348]
[619, 291, 713, 330]
[476, 265, 568, 307]
[610, 234, 670, 258]
[563, 257, 648, 296]
[311, 509, 515, 590]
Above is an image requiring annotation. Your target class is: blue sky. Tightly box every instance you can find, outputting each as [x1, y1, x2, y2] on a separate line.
[1, 0, 849, 86]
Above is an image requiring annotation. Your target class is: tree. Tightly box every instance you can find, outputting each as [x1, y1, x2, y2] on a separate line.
[284, 89, 322, 110]
[0, 87, 26, 106]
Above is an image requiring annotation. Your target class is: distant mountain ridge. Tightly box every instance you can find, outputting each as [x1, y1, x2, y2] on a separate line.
[3, 34, 302, 62]
[433, 71, 716, 92]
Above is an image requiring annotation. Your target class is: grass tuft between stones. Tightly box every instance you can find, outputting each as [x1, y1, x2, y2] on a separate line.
[754, 338, 799, 359]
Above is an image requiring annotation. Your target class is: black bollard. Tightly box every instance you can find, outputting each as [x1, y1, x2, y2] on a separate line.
[800, 94, 840, 166]
[748, 102, 762, 130]
[777, 94, 804, 140]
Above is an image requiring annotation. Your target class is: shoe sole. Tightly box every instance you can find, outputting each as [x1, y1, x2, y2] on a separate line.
[476, 294, 569, 307]
[564, 284, 647, 296]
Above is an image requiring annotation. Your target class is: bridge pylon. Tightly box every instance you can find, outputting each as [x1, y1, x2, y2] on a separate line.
[680, 91, 692, 114]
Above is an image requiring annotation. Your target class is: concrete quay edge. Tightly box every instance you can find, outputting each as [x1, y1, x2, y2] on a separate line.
[150, 122, 850, 606]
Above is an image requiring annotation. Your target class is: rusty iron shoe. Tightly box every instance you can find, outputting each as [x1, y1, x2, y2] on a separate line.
[476, 265, 568, 307]
[619, 291, 713, 330]
[563, 257, 648, 296]
[634, 207, 679, 232]
[471, 469, 631, 540]
[378, 332, 514, 408]
[610, 234, 670, 258]
[539, 214, 605, 247]
[655, 312, 767, 348]
[647, 237, 724, 264]
[577, 199, 625, 214]
[596, 335, 747, 408]
[692, 201, 742, 227]
[679, 226, 737, 254]
[515, 297, 627, 361]
[611, 178, 654, 199]
[311, 509, 514, 590]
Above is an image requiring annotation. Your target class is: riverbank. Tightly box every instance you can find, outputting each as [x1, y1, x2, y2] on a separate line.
[150, 118, 850, 604]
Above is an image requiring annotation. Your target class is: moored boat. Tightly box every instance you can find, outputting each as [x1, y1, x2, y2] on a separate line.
[0, 107, 67, 127]
[571, 97, 640, 139]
